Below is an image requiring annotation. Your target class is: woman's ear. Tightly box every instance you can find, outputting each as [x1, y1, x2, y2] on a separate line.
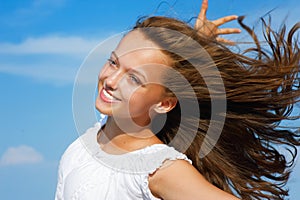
[154, 97, 177, 113]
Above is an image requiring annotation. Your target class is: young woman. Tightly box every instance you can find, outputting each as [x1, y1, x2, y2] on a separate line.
[55, 0, 300, 199]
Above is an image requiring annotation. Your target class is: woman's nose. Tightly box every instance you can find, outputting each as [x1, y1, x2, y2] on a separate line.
[105, 69, 124, 90]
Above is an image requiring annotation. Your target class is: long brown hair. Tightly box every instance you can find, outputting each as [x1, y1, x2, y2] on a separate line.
[133, 15, 300, 199]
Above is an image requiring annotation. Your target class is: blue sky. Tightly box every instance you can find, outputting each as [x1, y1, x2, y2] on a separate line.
[0, 0, 299, 199]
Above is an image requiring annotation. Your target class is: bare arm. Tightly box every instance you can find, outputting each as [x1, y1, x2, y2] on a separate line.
[149, 160, 240, 200]
[195, 0, 241, 44]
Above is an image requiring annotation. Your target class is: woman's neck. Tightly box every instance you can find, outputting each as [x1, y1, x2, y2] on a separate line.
[98, 116, 163, 153]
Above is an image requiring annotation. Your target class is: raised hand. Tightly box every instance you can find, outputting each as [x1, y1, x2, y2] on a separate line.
[195, 0, 241, 44]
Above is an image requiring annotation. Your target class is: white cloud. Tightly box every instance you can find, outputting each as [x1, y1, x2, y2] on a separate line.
[0, 36, 99, 56]
[0, 145, 44, 166]
[0, 34, 122, 85]
[0, 63, 78, 86]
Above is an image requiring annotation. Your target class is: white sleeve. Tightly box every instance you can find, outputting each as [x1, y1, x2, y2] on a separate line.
[140, 146, 192, 200]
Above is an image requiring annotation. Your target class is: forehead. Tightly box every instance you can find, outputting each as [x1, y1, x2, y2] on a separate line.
[114, 30, 170, 68]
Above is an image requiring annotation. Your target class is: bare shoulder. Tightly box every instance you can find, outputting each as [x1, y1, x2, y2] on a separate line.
[149, 159, 239, 200]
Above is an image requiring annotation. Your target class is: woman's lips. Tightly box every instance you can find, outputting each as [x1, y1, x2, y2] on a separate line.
[100, 88, 121, 103]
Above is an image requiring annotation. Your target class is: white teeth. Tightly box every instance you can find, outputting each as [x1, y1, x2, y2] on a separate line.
[103, 89, 117, 100]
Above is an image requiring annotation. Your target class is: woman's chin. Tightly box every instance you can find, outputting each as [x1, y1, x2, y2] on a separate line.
[95, 100, 112, 116]
[95, 107, 111, 116]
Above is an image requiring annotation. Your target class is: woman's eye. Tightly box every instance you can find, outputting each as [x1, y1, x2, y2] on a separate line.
[129, 74, 141, 85]
[107, 59, 117, 67]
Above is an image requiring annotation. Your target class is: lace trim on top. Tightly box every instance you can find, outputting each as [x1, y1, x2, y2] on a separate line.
[140, 155, 192, 200]
[79, 122, 192, 174]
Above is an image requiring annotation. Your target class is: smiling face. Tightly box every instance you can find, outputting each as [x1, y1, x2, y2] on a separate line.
[95, 30, 175, 126]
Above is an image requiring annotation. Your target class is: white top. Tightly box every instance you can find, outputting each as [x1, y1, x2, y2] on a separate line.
[55, 121, 192, 200]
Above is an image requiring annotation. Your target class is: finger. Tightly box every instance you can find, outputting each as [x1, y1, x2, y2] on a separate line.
[198, 0, 208, 20]
[216, 28, 241, 35]
[216, 37, 236, 45]
[212, 15, 238, 26]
